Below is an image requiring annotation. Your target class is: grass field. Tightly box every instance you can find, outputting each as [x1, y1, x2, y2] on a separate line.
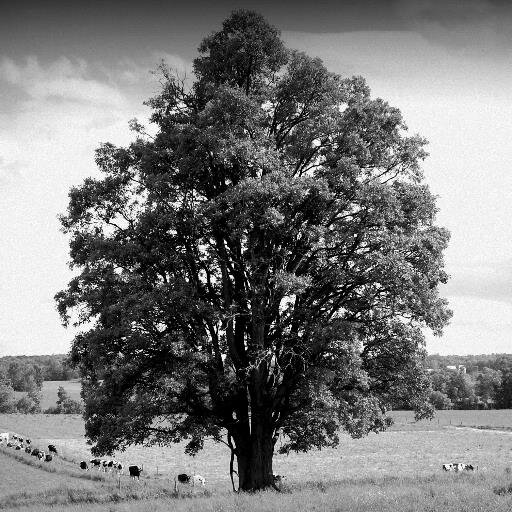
[14, 380, 82, 411]
[39, 381, 82, 411]
[1, 409, 512, 510]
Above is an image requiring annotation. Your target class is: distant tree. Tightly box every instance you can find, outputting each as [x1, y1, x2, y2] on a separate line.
[61, 398, 83, 414]
[429, 390, 452, 410]
[16, 393, 40, 414]
[0, 381, 16, 413]
[44, 386, 83, 414]
[56, 386, 69, 407]
[27, 389, 42, 413]
[496, 370, 512, 408]
[430, 370, 450, 395]
[61, 357, 79, 380]
[44, 358, 63, 380]
[445, 372, 477, 409]
[475, 367, 501, 407]
[56, 10, 451, 490]
[7, 362, 43, 392]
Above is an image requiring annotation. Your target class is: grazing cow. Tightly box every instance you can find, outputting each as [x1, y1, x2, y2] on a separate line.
[79, 461, 89, 471]
[38, 451, 45, 460]
[442, 463, 475, 472]
[128, 465, 143, 480]
[31, 448, 40, 457]
[6, 442, 13, 448]
[106, 460, 116, 471]
[0, 432, 9, 444]
[273, 474, 286, 484]
[48, 445, 58, 455]
[115, 463, 123, 475]
[177, 473, 191, 484]
[175, 473, 206, 489]
[25, 439, 31, 445]
[15, 445, 21, 451]
[45, 454, 53, 462]
[25, 446, 31, 454]
[90, 458, 102, 469]
[101, 460, 116, 472]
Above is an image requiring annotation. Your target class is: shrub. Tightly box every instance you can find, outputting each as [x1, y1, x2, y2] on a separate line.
[16, 394, 40, 414]
[0, 381, 17, 413]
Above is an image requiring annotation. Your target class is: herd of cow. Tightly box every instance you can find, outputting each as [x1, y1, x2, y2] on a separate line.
[1, 430, 477, 488]
[0, 432, 56, 463]
[442, 463, 476, 472]
[0, 430, 206, 487]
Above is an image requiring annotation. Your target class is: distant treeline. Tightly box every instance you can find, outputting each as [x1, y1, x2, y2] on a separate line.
[1, 353, 512, 414]
[426, 353, 512, 371]
[422, 353, 512, 410]
[0, 354, 79, 391]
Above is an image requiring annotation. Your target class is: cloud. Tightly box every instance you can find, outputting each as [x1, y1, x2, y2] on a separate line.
[444, 261, 512, 304]
[393, 0, 512, 56]
[0, 157, 24, 186]
[0, 56, 126, 107]
[0, 54, 155, 356]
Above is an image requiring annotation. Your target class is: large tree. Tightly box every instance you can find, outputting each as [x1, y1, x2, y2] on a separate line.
[56, 10, 451, 491]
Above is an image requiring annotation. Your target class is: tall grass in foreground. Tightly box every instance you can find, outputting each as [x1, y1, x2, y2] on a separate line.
[6, 472, 512, 512]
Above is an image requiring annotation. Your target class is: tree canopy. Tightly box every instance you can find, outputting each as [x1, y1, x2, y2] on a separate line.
[56, 10, 451, 491]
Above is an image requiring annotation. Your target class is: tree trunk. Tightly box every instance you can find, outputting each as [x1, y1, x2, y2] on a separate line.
[235, 415, 275, 491]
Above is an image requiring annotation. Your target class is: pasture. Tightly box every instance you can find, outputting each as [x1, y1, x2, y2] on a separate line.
[40, 380, 82, 411]
[14, 380, 82, 411]
[1, 410, 512, 510]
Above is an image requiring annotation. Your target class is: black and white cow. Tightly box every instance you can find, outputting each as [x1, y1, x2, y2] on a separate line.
[37, 451, 46, 461]
[79, 461, 89, 470]
[48, 444, 58, 455]
[442, 463, 475, 472]
[175, 473, 206, 488]
[0, 432, 9, 444]
[31, 448, 40, 457]
[25, 439, 31, 445]
[273, 474, 286, 484]
[45, 454, 53, 462]
[128, 465, 143, 480]
[115, 463, 124, 475]
[90, 458, 102, 470]
[25, 446, 31, 454]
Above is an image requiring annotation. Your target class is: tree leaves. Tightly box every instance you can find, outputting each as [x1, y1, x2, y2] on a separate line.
[57, 10, 450, 465]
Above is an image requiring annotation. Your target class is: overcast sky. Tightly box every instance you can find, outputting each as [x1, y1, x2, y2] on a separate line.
[1, 0, 511, 356]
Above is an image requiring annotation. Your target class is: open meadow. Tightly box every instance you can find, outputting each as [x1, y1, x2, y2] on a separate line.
[13, 380, 82, 411]
[1, 410, 512, 510]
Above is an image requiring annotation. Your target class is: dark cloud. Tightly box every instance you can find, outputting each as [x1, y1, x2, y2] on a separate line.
[3, 1, 512, 64]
